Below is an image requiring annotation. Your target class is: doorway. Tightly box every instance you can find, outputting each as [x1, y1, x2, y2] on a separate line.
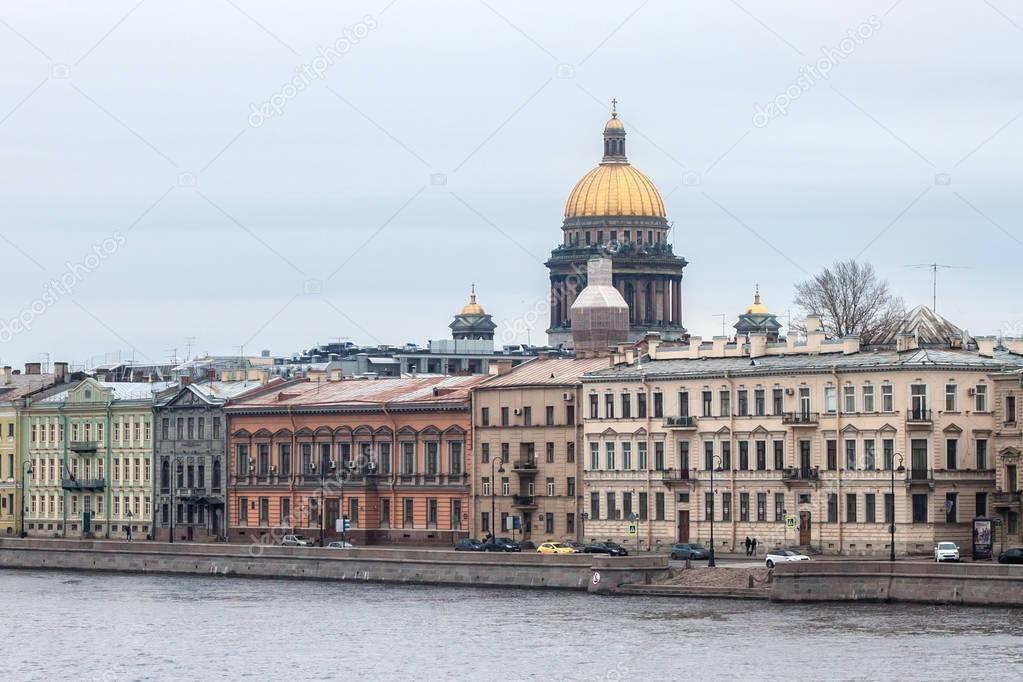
[799, 511, 811, 545]
[677, 510, 690, 542]
[326, 498, 340, 536]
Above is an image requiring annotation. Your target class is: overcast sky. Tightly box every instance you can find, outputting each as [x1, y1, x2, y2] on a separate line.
[1, 0, 1021, 369]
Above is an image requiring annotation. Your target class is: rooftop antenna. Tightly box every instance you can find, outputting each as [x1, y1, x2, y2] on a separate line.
[166, 348, 177, 365]
[906, 263, 967, 313]
[40, 352, 50, 374]
[184, 337, 196, 361]
[713, 314, 727, 338]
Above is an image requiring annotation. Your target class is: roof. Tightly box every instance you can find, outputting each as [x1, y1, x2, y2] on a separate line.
[584, 348, 1023, 382]
[227, 375, 491, 411]
[0, 373, 60, 403]
[40, 381, 176, 403]
[873, 305, 973, 346]
[480, 356, 614, 388]
[192, 380, 265, 400]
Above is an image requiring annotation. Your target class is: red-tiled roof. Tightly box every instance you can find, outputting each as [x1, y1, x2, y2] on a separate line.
[478, 356, 613, 388]
[227, 375, 490, 409]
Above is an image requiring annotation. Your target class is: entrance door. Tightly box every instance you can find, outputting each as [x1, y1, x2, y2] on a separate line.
[677, 510, 690, 542]
[799, 511, 811, 545]
[326, 498, 340, 536]
[212, 508, 221, 538]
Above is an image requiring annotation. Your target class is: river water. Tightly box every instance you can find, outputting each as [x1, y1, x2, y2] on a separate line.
[2, 569, 1022, 681]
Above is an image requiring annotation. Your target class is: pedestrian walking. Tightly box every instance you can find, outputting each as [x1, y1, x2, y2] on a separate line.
[744, 536, 752, 556]
[751, 537, 758, 556]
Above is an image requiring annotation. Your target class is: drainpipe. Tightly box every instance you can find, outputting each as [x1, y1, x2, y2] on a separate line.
[288, 404, 296, 534]
[833, 364, 842, 556]
[381, 399, 399, 543]
[106, 403, 112, 540]
[59, 405, 67, 538]
[724, 370, 736, 551]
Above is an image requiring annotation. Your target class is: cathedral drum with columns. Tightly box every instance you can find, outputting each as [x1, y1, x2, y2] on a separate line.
[546, 107, 688, 347]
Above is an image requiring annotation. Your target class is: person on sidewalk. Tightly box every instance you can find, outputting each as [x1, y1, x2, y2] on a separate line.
[744, 536, 752, 556]
[751, 537, 758, 556]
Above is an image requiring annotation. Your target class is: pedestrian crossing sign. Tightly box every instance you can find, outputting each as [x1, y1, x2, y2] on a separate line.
[785, 515, 797, 529]
[627, 523, 638, 536]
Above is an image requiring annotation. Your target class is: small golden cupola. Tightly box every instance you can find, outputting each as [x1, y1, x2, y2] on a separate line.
[451, 285, 497, 341]
[735, 284, 782, 342]
[461, 284, 485, 315]
[746, 284, 769, 315]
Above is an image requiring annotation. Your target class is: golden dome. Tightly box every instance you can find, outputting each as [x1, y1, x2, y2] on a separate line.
[564, 163, 665, 218]
[604, 113, 625, 132]
[461, 285, 485, 315]
[746, 285, 769, 315]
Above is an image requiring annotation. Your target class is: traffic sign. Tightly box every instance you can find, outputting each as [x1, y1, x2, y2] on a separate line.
[627, 523, 638, 536]
[785, 514, 797, 529]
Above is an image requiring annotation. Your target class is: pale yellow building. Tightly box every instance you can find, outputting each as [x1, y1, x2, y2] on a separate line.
[470, 356, 611, 543]
[581, 312, 1023, 556]
[988, 370, 1023, 546]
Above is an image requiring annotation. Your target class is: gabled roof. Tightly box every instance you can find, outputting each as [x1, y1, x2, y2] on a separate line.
[479, 356, 613, 388]
[227, 375, 490, 411]
[873, 305, 973, 347]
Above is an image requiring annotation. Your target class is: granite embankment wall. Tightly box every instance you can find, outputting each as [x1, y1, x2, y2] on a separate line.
[771, 561, 1023, 606]
[0, 539, 669, 591]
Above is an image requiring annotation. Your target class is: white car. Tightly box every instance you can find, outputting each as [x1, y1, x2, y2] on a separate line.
[934, 542, 960, 562]
[281, 534, 312, 547]
[327, 540, 354, 549]
[765, 549, 810, 568]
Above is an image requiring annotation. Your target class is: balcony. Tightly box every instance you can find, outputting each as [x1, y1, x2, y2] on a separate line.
[660, 468, 696, 487]
[782, 467, 819, 483]
[663, 416, 697, 430]
[782, 412, 819, 426]
[993, 491, 1022, 508]
[512, 459, 538, 476]
[61, 477, 105, 491]
[69, 441, 99, 454]
[512, 494, 537, 509]
[906, 408, 933, 428]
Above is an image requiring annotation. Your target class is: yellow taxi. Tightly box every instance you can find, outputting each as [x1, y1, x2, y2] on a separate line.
[536, 542, 576, 555]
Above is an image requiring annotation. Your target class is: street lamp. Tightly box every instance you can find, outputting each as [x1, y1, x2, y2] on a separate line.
[20, 461, 34, 537]
[708, 454, 722, 568]
[889, 453, 905, 562]
[490, 457, 505, 539]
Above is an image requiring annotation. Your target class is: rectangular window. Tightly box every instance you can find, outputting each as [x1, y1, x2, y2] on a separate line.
[882, 384, 894, 412]
[654, 442, 665, 470]
[945, 492, 958, 523]
[675, 441, 687, 472]
[622, 492, 633, 519]
[427, 498, 437, 527]
[824, 386, 837, 413]
[845, 493, 857, 523]
[481, 407, 490, 426]
[606, 492, 617, 520]
[161, 418, 169, 441]
[605, 443, 616, 470]
[281, 498, 291, 527]
[827, 494, 838, 523]
[604, 394, 614, 419]
[945, 383, 958, 412]
[590, 492, 600, 520]
[621, 393, 631, 419]
[237, 445, 250, 476]
[401, 442, 415, 475]
[946, 439, 958, 470]
[704, 441, 714, 470]
[239, 497, 248, 525]
[589, 395, 598, 420]
[772, 388, 784, 415]
[654, 492, 665, 521]
[621, 442, 632, 470]
[653, 393, 663, 418]
[705, 492, 713, 521]
[719, 390, 730, 417]
[976, 492, 988, 518]
[845, 440, 856, 470]
[865, 493, 876, 523]
[589, 443, 599, 470]
[449, 441, 464, 475]
[975, 384, 988, 411]
[277, 444, 291, 477]
[738, 441, 749, 470]
[826, 439, 837, 471]
[883, 439, 895, 470]
[702, 391, 712, 417]
[977, 439, 988, 469]
[637, 392, 646, 418]
[862, 385, 875, 412]
[678, 391, 689, 417]
[843, 385, 856, 413]
[739, 492, 750, 521]
[721, 442, 731, 470]
[1007, 396, 1017, 423]
[481, 442, 490, 464]
[213, 417, 221, 439]
[501, 407, 510, 426]
[756, 441, 766, 470]
[721, 492, 732, 521]
[566, 442, 575, 463]
[520, 406, 531, 426]
[197, 417, 205, 440]
[567, 477, 575, 497]
[545, 405, 554, 426]
[546, 442, 555, 464]
[773, 441, 783, 470]
[912, 494, 928, 523]
[567, 405, 575, 425]
[884, 493, 895, 524]
[737, 390, 749, 417]
[502, 478, 510, 496]
[754, 389, 765, 416]
[864, 439, 876, 470]
[404, 499, 414, 527]
[426, 442, 439, 476]
[481, 477, 491, 497]
[756, 492, 767, 521]
[567, 513, 575, 534]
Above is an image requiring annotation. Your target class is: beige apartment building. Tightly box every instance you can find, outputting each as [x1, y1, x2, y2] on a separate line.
[988, 370, 1023, 545]
[581, 314, 1023, 556]
[470, 356, 611, 543]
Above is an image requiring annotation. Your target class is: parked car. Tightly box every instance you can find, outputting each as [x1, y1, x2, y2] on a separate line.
[326, 540, 354, 549]
[562, 541, 587, 553]
[998, 548, 1023, 564]
[934, 542, 960, 563]
[454, 538, 484, 551]
[537, 542, 575, 555]
[765, 549, 810, 568]
[519, 540, 537, 551]
[584, 541, 629, 557]
[482, 537, 521, 552]
[281, 534, 312, 547]
[670, 543, 709, 561]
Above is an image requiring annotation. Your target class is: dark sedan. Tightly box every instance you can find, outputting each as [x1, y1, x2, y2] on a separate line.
[454, 538, 484, 551]
[998, 548, 1023, 564]
[482, 537, 521, 552]
[584, 541, 629, 557]
[670, 543, 709, 560]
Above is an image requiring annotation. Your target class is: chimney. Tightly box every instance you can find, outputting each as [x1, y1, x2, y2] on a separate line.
[841, 336, 860, 355]
[688, 336, 702, 359]
[748, 333, 768, 359]
[976, 336, 996, 358]
[180, 376, 192, 386]
[54, 362, 68, 383]
[804, 316, 825, 352]
[805, 315, 822, 334]
[25, 362, 41, 375]
[711, 336, 727, 358]
[0, 366, 10, 384]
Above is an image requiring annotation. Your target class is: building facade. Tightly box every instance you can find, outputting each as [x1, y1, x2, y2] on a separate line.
[226, 376, 487, 545]
[988, 369, 1023, 546]
[21, 378, 170, 539]
[470, 356, 611, 543]
[153, 381, 261, 542]
[581, 321, 1023, 556]
[547, 109, 688, 346]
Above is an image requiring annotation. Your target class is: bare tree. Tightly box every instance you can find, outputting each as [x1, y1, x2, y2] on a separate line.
[793, 260, 905, 344]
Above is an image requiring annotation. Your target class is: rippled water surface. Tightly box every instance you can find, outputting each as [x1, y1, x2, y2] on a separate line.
[3, 569, 1022, 681]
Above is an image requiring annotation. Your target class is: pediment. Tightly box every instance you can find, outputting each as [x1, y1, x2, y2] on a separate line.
[942, 423, 963, 434]
[633, 427, 648, 438]
[601, 427, 618, 437]
[840, 424, 859, 434]
[715, 426, 731, 436]
[878, 423, 898, 434]
[397, 426, 418, 437]
[295, 427, 314, 437]
[353, 425, 374, 437]
[375, 426, 395, 437]
[252, 428, 272, 438]
[232, 428, 251, 438]
[314, 426, 333, 437]
[750, 425, 770, 436]
[443, 425, 465, 436]
[273, 428, 292, 438]
[421, 425, 441, 436]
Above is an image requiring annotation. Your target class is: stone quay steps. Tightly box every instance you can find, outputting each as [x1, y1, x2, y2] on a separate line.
[617, 583, 771, 599]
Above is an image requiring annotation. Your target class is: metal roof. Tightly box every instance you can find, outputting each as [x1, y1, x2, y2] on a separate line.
[0, 373, 60, 403]
[227, 375, 491, 410]
[40, 381, 176, 403]
[480, 356, 614, 388]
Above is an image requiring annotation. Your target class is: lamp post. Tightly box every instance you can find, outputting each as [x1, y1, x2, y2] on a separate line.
[709, 454, 722, 567]
[490, 457, 504, 538]
[889, 453, 905, 562]
[20, 461, 34, 537]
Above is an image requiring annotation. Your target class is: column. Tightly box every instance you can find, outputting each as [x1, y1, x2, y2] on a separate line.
[636, 278, 646, 325]
[661, 277, 670, 325]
